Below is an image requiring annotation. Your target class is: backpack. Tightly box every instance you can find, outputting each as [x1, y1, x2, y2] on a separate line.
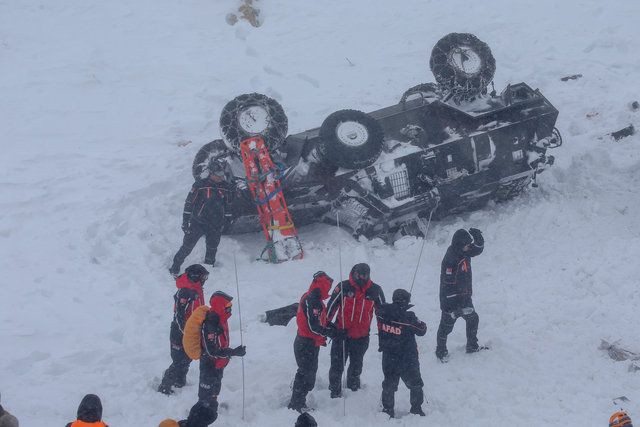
[183, 305, 209, 360]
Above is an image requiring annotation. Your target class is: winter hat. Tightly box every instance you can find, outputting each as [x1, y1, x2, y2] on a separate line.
[610, 411, 633, 427]
[158, 420, 179, 427]
[392, 289, 412, 308]
[295, 412, 318, 427]
[451, 229, 473, 253]
[76, 394, 102, 422]
[185, 264, 209, 283]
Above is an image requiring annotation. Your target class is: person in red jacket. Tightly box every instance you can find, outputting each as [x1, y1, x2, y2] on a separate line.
[186, 291, 246, 425]
[287, 272, 338, 411]
[326, 263, 386, 397]
[158, 264, 209, 395]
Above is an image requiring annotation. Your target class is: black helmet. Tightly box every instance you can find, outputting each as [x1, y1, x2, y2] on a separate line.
[185, 264, 209, 283]
[392, 289, 412, 308]
[351, 263, 370, 286]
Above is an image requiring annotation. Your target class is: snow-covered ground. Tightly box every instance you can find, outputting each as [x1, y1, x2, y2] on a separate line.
[2, 0, 640, 425]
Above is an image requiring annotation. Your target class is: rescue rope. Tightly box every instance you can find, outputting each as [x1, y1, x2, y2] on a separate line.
[409, 197, 440, 293]
[336, 212, 347, 416]
[233, 254, 246, 421]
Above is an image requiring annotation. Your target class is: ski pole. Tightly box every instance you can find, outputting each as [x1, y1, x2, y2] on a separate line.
[336, 212, 347, 416]
[233, 253, 246, 421]
[409, 199, 439, 293]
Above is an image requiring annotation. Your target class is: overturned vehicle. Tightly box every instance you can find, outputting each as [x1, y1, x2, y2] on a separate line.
[194, 33, 561, 241]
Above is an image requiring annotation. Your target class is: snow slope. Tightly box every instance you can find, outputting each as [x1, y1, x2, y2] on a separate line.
[1, 0, 640, 425]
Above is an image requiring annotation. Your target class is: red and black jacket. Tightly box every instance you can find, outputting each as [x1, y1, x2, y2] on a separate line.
[201, 293, 233, 369]
[296, 274, 334, 347]
[439, 229, 484, 312]
[173, 274, 205, 332]
[183, 178, 235, 229]
[327, 271, 386, 339]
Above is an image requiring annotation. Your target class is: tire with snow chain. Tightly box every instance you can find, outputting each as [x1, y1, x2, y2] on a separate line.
[317, 109, 384, 170]
[192, 139, 229, 179]
[430, 33, 495, 98]
[219, 93, 288, 152]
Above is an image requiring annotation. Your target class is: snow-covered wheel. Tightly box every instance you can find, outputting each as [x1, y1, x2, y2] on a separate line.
[430, 33, 495, 98]
[317, 109, 384, 170]
[192, 139, 230, 179]
[219, 93, 288, 152]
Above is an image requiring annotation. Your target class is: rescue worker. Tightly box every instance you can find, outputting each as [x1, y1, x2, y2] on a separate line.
[169, 159, 235, 276]
[326, 263, 386, 397]
[288, 272, 338, 411]
[65, 394, 108, 427]
[436, 227, 484, 361]
[377, 289, 427, 418]
[187, 291, 246, 425]
[0, 394, 18, 427]
[158, 264, 209, 395]
[609, 410, 633, 427]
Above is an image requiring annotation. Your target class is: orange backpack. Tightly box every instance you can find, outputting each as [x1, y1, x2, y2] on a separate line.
[183, 305, 209, 360]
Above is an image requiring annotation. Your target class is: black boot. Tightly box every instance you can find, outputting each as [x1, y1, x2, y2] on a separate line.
[435, 347, 449, 362]
[346, 376, 360, 391]
[157, 383, 174, 395]
[382, 407, 394, 418]
[410, 406, 426, 416]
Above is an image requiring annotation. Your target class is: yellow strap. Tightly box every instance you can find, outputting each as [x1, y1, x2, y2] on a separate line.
[268, 223, 294, 231]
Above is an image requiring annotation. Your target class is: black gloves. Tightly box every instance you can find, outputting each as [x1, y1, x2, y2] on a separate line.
[469, 228, 484, 245]
[182, 221, 191, 233]
[469, 228, 482, 239]
[231, 345, 246, 357]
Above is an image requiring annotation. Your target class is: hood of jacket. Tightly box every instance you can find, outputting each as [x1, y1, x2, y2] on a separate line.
[77, 394, 102, 423]
[451, 228, 473, 255]
[308, 274, 332, 300]
[176, 273, 203, 291]
[209, 292, 233, 322]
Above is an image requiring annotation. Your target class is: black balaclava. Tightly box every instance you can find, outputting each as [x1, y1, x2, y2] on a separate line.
[392, 288, 413, 310]
[351, 263, 370, 287]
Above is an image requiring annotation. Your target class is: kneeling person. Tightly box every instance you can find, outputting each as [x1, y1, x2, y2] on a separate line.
[377, 289, 427, 418]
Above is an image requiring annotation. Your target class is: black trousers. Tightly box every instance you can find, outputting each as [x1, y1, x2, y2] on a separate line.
[290, 335, 320, 407]
[160, 322, 191, 388]
[198, 359, 224, 403]
[381, 352, 424, 411]
[329, 335, 369, 393]
[172, 221, 222, 270]
[436, 309, 479, 350]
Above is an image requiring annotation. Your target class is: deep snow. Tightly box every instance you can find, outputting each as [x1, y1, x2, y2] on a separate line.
[1, 0, 640, 425]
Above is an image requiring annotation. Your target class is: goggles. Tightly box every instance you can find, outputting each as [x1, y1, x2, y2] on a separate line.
[224, 300, 233, 313]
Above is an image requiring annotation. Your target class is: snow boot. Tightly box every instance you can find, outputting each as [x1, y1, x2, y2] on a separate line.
[410, 406, 426, 416]
[157, 383, 174, 395]
[435, 347, 449, 362]
[382, 407, 394, 418]
[347, 376, 360, 391]
[169, 264, 180, 277]
[466, 344, 488, 353]
[330, 390, 342, 399]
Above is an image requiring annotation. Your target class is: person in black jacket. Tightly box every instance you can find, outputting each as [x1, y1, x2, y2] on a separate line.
[169, 159, 235, 276]
[436, 228, 484, 361]
[377, 289, 427, 418]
